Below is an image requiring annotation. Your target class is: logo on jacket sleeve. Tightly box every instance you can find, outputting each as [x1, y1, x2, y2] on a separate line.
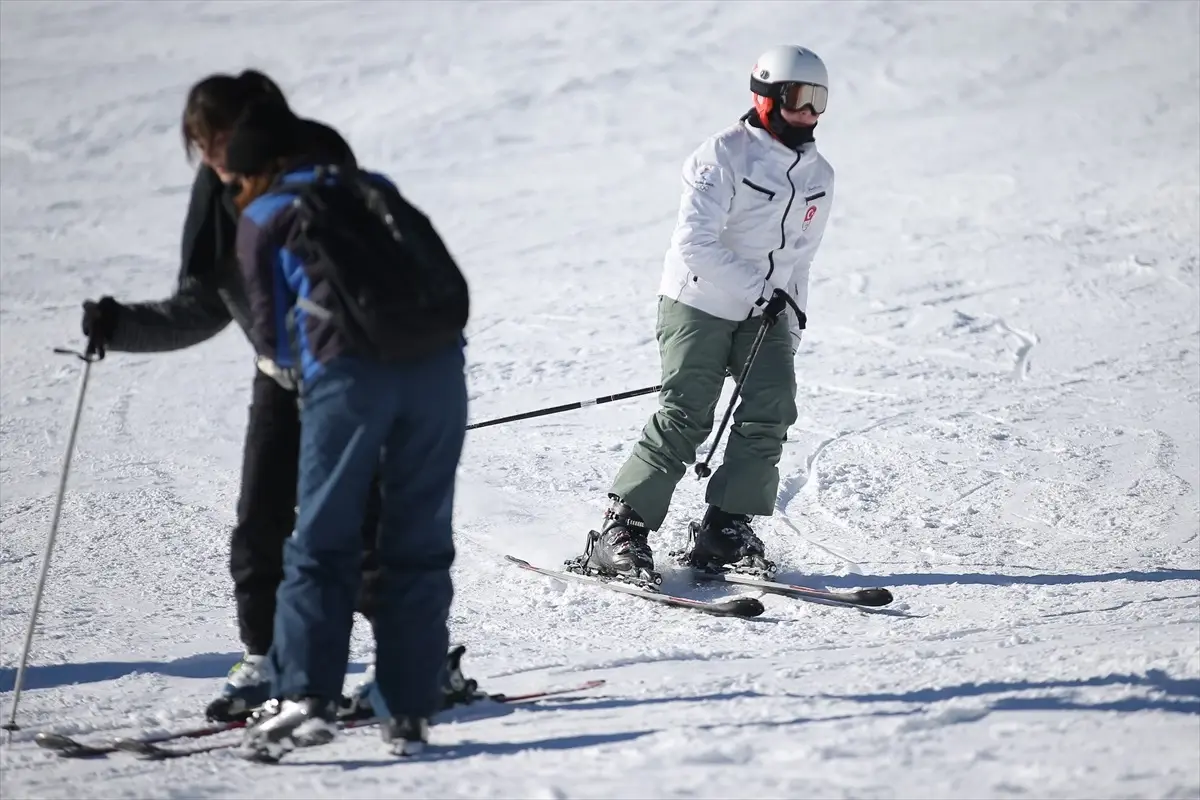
[802, 204, 818, 231]
[692, 163, 717, 193]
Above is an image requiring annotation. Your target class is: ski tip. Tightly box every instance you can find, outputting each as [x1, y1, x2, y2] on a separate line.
[855, 588, 894, 607]
[722, 597, 766, 618]
[33, 731, 109, 758]
[34, 732, 75, 749]
[503, 555, 531, 567]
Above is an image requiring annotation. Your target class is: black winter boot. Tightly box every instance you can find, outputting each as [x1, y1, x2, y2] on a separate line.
[567, 497, 660, 586]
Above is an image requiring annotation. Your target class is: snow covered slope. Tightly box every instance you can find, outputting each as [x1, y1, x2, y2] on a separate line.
[2, 1, 1198, 797]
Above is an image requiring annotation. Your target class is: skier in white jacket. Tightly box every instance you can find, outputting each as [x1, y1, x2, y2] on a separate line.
[571, 45, 835, 585]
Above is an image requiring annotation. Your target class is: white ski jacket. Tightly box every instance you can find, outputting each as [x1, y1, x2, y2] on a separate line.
[658, 118, 834, 352]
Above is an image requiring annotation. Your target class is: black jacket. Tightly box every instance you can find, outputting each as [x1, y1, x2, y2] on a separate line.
[105, 119, 356, 353]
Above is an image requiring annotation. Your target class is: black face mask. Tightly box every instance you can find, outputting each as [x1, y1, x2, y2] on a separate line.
[744, 106, 817, 150]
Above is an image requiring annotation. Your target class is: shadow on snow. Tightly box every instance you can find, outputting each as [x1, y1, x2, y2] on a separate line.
[298, 730, 656, 770]
[807, 567, 1200, 591]
[817, 669, 1200, 715]
[0, 652, 368, 693]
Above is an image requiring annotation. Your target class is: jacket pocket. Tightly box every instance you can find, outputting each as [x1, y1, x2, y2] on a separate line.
[741, 178, 776, 200]
[679, 270, 697, 298]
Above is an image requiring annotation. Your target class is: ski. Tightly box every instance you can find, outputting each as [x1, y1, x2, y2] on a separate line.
[34, 720, 245, 759]
[112, 714, 385, 760]
[692, 569, 895, 608]
[31, 732, 117, 759]
[490, 678, 607, 704]
[113, 737, 243, 760]
[120, 679, 608, 760]
[505, 555, 765, 619]
[35, 678, 607, 760]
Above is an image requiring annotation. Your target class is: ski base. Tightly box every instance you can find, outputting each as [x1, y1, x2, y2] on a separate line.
[505, 554, 765, 618]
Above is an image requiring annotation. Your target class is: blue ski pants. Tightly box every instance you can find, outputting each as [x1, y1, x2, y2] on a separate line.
[267, 343, 467, 719]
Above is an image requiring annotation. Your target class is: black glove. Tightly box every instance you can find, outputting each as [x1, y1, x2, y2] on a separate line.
[761, 289, 789, 326]
[80, 296, 121, 359]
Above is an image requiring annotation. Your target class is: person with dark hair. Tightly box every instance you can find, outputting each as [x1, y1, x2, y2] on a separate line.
[180, 70, 287, 175]
[222, 101, 468, 760]
[77, 69, 382, 722]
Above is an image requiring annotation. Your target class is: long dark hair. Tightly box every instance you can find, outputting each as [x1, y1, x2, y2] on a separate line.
[180, 69, 286, 161]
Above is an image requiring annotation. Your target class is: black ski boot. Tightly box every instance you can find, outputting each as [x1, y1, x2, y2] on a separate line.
[382, 715, 430, 757]
[339, 644, 483, 722]
[566, 497, 661, 587]
[677, 506, 777, 579]
[440, 644, 482, 709]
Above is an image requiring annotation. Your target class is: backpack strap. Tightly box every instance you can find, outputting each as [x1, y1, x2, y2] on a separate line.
[265, 164, 353, 206]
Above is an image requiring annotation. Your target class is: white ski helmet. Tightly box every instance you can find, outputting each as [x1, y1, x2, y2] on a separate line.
[750, 45, 829, 123]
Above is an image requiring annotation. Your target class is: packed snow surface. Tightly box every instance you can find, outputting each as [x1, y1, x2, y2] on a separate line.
[1, 1, 1198, 797]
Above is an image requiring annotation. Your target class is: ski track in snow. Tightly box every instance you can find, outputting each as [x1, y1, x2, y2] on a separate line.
[2, 1, 1199, 798]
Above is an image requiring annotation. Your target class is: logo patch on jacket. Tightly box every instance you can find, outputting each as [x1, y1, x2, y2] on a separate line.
[802, 204, 818, 231]
[692, 163, 716, 193]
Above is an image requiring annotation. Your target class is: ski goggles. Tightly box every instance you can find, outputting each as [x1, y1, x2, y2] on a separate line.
[779, 82, 828, 114]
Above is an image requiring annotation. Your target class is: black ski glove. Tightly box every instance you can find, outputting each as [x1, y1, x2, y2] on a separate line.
[760, 289, 789, 326]
[80, 296, 121, 359]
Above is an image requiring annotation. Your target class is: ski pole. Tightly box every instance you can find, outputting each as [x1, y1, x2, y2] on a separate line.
[695, 289, 805, 480]
[467, 384, 662, 431]
[3, 342, 101, 739]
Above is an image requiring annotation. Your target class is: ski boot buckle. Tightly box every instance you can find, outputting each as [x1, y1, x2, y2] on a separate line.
[566, 530, 663, 590]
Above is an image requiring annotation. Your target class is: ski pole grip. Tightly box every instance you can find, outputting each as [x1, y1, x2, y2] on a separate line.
[53, 345, 100, 362]
[770, 288, 806, 331]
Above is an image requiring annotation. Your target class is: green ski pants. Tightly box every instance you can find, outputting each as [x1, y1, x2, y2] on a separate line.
[610, 297, 798, 531]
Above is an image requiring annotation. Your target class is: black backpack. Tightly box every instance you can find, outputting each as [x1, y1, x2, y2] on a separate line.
[269, 165, 469, 362]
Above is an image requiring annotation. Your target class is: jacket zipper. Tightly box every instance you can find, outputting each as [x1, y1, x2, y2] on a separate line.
[765, 149, 803, 283]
